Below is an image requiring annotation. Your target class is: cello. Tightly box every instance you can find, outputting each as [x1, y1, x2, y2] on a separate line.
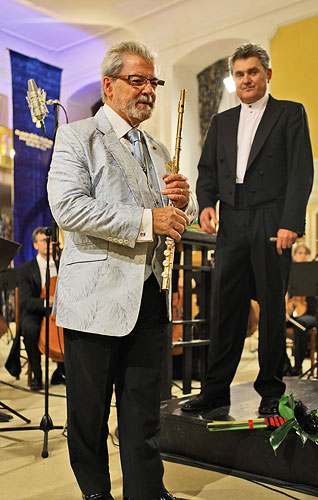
[38, 276, 64, 362]
[38, 228, 64, 363]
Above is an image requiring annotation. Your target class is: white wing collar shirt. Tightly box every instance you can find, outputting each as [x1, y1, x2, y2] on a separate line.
[236, 93, 269, 184]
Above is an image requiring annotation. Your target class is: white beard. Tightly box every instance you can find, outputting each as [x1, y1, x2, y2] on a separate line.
[115, 95, 154, 122]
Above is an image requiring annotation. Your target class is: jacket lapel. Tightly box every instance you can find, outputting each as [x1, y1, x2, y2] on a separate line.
[247, 95, 283, 169]
[222, 105, 241, 176]
[31, 258, 42, 294]
[94, 108, 144, 206]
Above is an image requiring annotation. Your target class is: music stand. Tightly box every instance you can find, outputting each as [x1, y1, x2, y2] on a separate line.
[0, 268, 18, 341]
[0, 237, 31, 423]
[288, 262, 318, 379]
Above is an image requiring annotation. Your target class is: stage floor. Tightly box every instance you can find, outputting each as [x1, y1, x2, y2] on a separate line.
[160, 378, 318, 497]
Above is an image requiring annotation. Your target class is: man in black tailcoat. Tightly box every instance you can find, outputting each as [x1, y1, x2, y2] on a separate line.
[18, 227, 64, 390]
[182, 43, 313, 416]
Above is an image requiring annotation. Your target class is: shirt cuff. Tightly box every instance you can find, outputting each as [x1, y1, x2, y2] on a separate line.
[184, 194, 197, 224]
[136, 209, 153, 242]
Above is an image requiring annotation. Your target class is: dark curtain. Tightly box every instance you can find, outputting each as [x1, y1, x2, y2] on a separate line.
[197, 58, 229, 146]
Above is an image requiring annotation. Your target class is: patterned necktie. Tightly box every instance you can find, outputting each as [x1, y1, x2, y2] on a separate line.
[126, 128, 147, 174]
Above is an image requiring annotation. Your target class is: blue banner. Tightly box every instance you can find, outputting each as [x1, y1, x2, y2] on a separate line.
[10, 50, 62, 266]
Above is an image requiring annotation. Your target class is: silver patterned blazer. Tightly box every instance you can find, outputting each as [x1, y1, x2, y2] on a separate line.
[47, 107, 197, 336]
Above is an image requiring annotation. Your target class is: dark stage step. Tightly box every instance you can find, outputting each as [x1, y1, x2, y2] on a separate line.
[160, 379, 318, 497]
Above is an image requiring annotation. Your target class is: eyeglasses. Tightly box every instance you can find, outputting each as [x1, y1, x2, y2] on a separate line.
[112, 74, 165, 89]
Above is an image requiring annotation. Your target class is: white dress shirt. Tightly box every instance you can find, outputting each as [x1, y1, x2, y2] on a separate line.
[236, 93, 269, 183]
[36, 253, 57, 289]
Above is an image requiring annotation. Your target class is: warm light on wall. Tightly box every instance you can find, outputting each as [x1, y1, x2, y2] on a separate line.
[223, 76, 236, 93]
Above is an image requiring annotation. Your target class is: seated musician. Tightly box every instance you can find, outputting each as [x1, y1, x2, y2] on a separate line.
[285, 243, 317, 376]
[18, 227, 65, 391]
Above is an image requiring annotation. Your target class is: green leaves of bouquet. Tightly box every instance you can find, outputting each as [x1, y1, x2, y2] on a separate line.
[270, 393, 318, 455]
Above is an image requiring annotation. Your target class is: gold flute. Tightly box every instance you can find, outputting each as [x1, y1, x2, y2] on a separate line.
[161, 88, 186, 290]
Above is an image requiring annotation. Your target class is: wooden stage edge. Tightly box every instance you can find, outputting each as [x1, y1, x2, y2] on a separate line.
[160, 379, 318, 497]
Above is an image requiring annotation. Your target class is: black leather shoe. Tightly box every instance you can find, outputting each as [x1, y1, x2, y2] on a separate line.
[0, 411, 13, 422]
[283, 362, 292, 376]
[290, 366, 302, 376]
[30, 377, 43, 391]
[82, 493, 114, 499]
[124, 490, 186, 500]
[51, 368, 66, 385]
[181, 394, 230, 415]
[258, 396, 280, 416]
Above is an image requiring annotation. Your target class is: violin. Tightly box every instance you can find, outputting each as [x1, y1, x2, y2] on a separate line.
[38, 276, 64, 362]
[0, 314, 7, 337]
[172, 290, 183, 355]
[286, 295, 307, 319]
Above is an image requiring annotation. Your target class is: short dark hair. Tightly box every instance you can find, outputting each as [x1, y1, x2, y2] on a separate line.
[31, 227, 46, 243]
[229, 43, 270, 74]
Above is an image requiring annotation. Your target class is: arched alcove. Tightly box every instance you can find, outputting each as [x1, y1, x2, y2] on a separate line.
[66, 81, 102, 123]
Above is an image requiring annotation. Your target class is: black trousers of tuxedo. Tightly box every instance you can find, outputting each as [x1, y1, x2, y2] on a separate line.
[203, 185, 290, 402]
[63, 274, 168, 499]
[21, 315, 42, 381]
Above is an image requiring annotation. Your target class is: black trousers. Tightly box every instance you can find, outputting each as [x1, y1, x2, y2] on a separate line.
[203, 187, 290, 401]
[21, 316, 42, 380]
[63, 274, 168, 498]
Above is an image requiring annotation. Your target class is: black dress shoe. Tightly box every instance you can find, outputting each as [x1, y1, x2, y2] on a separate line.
[258, 396, 280, 416]
[290, 366, 302, 376]
[51, 368, 66, 385]
[124, 490, 186, 500]
[0, 411, 13, 422]
[30, 377, 43, 391]
[283, 363, 292, 376]
[82, 492, 114, 499]
[181, 394, 230, 415]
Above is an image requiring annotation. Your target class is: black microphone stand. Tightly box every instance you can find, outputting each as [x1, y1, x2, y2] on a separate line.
[38, 101, 66, 457]
[38, 102, 66, 457]
[40, 228, 63, 457]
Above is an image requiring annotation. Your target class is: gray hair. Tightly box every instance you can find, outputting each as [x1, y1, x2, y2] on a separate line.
[100, 41, 157, 102]
[31, 227, 46, 243]
[229, 43, 271, 74]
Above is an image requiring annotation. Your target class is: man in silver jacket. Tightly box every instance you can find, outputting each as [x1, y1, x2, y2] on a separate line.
[47, 41, 197, 500]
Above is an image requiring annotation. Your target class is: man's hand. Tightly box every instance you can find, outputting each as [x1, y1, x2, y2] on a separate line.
[152, 206, 189, 241]
[276, 228, 298, 255]
[161, 173, 190, 209]
[49, 296, 55, 308]
[200, 207, 219, 234]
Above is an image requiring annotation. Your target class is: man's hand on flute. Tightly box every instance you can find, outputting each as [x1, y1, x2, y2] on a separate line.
[152, 206, 189, 240]
[161, 173, 190, 209]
